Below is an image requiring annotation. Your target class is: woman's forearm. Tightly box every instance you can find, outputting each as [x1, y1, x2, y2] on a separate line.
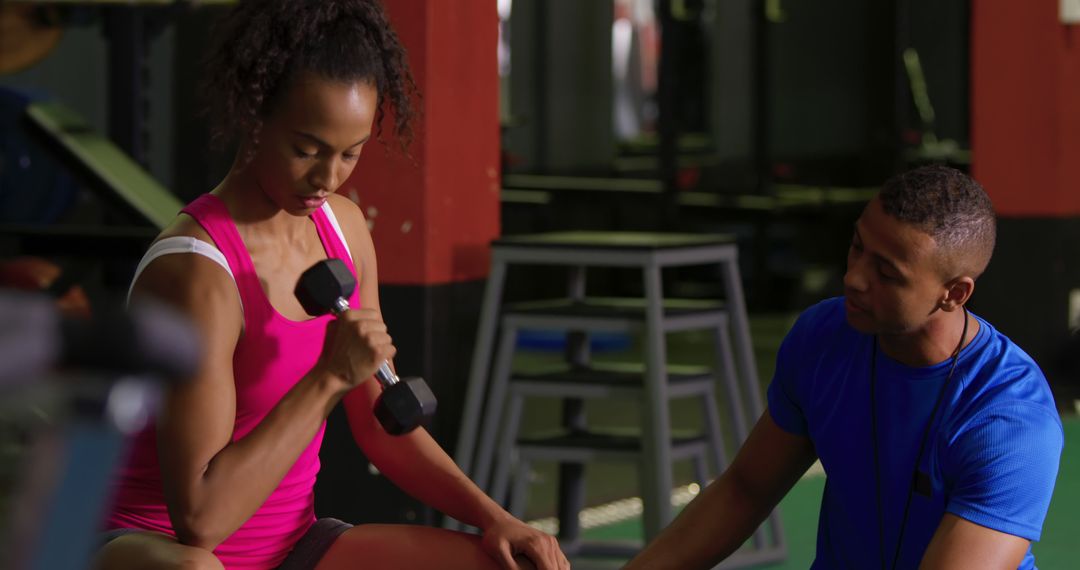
[349, 394, 510, 530]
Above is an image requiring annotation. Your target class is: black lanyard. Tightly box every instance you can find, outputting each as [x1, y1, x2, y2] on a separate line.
[870, 306, 968, 570]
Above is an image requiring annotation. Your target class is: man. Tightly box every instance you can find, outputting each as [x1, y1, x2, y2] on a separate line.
[625, 165, 1063, 569]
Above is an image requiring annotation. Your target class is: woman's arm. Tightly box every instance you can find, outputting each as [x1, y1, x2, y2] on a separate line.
[343, 382, 512, 528]
[327, 194, 512, 528]
[331, 196, 567, 569]
[135, 221, 382, 551]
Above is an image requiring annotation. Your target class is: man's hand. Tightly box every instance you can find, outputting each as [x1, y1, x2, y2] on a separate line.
[624, 411, 816, 569]
[480, 515, 570, 570]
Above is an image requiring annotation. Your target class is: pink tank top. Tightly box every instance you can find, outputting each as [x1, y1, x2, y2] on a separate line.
[106, 194, 361, 569]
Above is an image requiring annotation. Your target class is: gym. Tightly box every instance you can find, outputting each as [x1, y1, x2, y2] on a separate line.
[0, 1, 1076, 569]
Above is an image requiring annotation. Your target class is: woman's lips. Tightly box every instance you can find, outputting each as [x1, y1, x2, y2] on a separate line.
[300, 195, 327, 209]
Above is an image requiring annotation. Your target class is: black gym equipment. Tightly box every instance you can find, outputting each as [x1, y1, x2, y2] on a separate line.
[3, 101, 182, 295]
[295, 259, 437, 435]
[21, 101, 183, 231]
[0, 291, 200, 570]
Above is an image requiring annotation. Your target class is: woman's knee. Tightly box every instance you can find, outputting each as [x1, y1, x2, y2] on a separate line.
[95, 532, 224, 570]
[514, 553, 538, 570]
[169, 549, 224, 570]
[316, 524, 499, 570]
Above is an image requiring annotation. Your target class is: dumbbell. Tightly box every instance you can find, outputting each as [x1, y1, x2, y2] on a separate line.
[295, 259, 436, 435]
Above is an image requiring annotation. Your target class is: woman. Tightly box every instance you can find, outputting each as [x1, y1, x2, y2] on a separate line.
[95, 1, 568, 569]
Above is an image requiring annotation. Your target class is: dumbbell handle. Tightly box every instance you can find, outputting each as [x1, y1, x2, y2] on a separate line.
[375, 362, 400, 388]
[331, 296, 399, 389]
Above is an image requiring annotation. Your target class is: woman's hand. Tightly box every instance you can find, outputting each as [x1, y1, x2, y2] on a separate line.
[481, 515, 570, 570]
[315, 307, 396, 390]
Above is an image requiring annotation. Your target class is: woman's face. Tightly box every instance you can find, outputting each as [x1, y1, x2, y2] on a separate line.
[248, 70, 378, 215]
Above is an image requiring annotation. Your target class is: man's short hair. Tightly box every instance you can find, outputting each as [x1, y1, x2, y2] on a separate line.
[878, 165, 997, 278]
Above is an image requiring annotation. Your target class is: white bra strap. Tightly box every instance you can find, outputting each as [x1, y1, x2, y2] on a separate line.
[127, 236, 241, 315]
[320, 200, 354, 264]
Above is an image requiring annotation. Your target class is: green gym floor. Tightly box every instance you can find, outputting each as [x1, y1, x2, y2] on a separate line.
[511, 315, 1079, 569]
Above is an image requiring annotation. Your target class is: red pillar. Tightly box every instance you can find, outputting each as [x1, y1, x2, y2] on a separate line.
[339, 0, 501, 285]
[969, 2, 1080, 408]
[971, 2, 1080, 217]
[319, 0, 500, 527]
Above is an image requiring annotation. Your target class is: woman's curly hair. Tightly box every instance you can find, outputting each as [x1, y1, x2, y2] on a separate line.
[200, 0, 417, 160]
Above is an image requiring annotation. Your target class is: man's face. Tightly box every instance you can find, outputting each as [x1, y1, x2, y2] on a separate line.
[842, 197, 949, 335]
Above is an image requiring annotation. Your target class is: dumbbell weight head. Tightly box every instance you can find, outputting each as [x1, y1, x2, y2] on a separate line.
[295, 258, 355, 316]
[376, 377, 438, 435]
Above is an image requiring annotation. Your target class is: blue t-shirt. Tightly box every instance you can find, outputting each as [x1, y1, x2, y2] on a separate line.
[768, 297, 1063, 569]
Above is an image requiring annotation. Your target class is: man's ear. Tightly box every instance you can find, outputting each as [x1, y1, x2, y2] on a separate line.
[940, 277, 975, 312]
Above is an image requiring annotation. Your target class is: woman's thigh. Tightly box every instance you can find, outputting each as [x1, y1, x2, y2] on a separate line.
[94, 531, 224, 570]
[314, 525, 536, 570]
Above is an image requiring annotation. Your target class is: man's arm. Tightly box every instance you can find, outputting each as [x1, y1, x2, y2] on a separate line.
[924, 398, 1063, 570]
[919, 514, 1029, 570]
[624, 410, 817, 570]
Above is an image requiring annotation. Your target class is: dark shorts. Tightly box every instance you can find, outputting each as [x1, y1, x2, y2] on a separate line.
[101, 518, 354, 570]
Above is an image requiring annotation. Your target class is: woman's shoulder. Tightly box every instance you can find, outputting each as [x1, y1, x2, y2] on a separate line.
[324, 193, 374, 251]
[157, 212, 212, 244]
[325, 193, 366, 228]
[133, 206, 236, 308]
